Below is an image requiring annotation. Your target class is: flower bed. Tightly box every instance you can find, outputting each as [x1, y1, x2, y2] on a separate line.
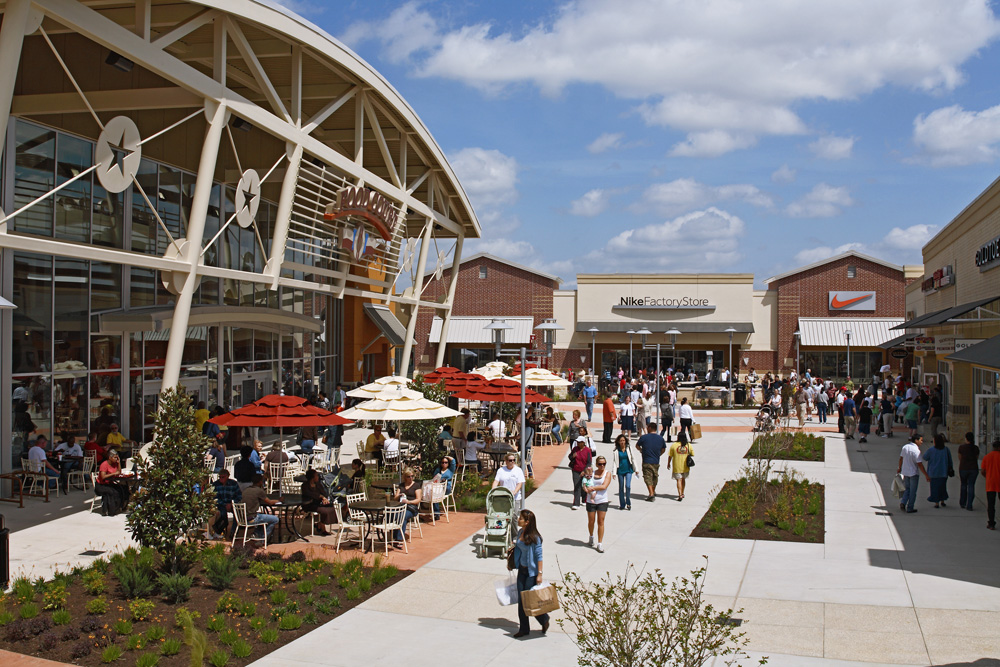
[745, 432, 825, 462]
[692, 474, 825, 542]
[0, 544, 406, 666]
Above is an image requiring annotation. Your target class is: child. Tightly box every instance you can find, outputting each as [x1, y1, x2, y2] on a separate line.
[582, 466, 594, 492]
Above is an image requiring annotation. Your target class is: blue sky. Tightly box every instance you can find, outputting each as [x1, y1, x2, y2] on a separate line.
[284, 0, 1000, 286]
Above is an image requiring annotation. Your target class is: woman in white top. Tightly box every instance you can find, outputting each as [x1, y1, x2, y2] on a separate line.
[383, 426, 400, 463]
[618, 396, 636, 439]
[585, 455, 612, 552]
[677, 397, 695, 441]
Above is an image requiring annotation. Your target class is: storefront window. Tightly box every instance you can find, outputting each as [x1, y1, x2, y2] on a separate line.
[91, 262, 122, 311]
[12, 252, 52, 373]
[13, 121, 55, 236]
[12, 374, 51, 468]
[53, 258, 89, 372]
[55, 133, 92, 243]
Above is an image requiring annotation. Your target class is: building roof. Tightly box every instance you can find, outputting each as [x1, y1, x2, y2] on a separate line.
[424, 253, 562, 283]
[765, 251, 903, 285]
[945, 334, 1000, 371]
[429, 316, 535, 345]
[798, 318, 904, 347]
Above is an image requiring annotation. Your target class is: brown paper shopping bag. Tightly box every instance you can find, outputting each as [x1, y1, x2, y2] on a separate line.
[520, 583, 560, 616]
[689, 423, 702, 440]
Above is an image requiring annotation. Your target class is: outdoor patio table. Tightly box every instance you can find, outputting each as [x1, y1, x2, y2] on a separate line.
[350, 499, 403, 551]
[483, 445, 516, 469]
[267, 493, 309, 543]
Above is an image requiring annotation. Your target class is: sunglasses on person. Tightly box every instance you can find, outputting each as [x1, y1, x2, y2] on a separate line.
[506, 458, 516, 463]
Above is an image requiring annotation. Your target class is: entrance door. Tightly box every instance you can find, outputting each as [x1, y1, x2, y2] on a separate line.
[232, 370, 271, 406]
[142, 377, 208, 442]
[974, 394, 1000, 451]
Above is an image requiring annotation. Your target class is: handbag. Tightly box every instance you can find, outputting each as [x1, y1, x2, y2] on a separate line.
[520, 583, 560, 617]
[689, 423, 703, 440]
[686, 454, 695, 468]
[948, 466, 955, 478]
[506, 546, 516, 571]
[495, 573, 518, 606]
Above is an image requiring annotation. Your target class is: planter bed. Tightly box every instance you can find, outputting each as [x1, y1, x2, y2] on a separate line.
[745, 432, 825, 462]
[692, 477, 825, 543]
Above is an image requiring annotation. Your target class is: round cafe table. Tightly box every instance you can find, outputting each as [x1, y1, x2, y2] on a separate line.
[349, 499, 403, 551]
[266, 493, 309, 543]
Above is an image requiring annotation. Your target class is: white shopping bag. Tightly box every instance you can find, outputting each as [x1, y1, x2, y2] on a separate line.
[495, 573, 518, 606]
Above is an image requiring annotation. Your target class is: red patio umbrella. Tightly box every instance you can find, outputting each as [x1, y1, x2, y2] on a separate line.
[209, 394, 353, 428]
[423, 366, 462, 383]
[443, 372, 487, 393]
[510, 362, 538, 373]
[453, 378, 550, 403]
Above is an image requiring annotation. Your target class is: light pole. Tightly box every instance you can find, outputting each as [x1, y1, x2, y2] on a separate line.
[793, 330, 801, 378]
[588, 327, 599, 380]
[627, 329, 635, 378]
[845, 329, 852, 382]
[725, 327, 736, 407]
[642, 328, 680, 427]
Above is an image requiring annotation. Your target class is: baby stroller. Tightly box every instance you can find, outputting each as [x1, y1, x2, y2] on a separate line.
[478, 486, 516, 558]
[753, 404, 776, 433]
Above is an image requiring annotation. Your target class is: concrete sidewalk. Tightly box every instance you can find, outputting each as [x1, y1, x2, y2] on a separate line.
[253, 408, 1000, 667]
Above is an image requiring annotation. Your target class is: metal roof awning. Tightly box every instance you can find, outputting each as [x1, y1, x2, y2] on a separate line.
[575, 322, 754, 334]
[917, 296, 1000, 327]
[798, 318, 903, 347]
[429, 316, 534, 344]
[362, 303, 409, 347]
[891, 307, 951, 331]
[879, 333, 917, 349]
[945, 334, 1000, 371]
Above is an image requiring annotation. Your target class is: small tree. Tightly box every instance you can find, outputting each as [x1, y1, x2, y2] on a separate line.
[401, 377, 452, 477]
[557, 559, 766, 667]
[126, 386, 215, 574]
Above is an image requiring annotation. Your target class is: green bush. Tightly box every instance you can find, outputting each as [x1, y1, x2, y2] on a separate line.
[42, 582, 68, 610]
[145, 625, 165, 641]
[278, 614, 302, 631]
[113, 618, 133, 635]
[255, 573, 282, 591]
[313, 574, 330, 586]
[206, 614, 226, 632]
[19, 602, 39, 619]
[231, 639, 252, 658]
[156, 573, 192, 603]
[219, 628, 239, 646]
[203, 554, 241, 590]
[283, 563, 307, 582]
[125, 634, 146, 651]
[12, 578, 34, 604]
[302, 612, 318, 625]
[129, 599, 156, 622]
[136, 653, 160, 667]
[52, 609, 72, 625]
[240, 601, 257, 617]
[159, 638, 182, 656]
[101, 645, 123, 663]
[173, 607, 200, 628]
[216, 592, 242, 615]
[208, 649, 229, 667]
[116, 567, 156, 600]
[0, 611, 14, 626]
[248, 615, 268, 630]
[269, 590, 288, 605]
[83, 571, 107, 596]
[344, 586, 361, 601]
[259, 628, 278, 644]
[87, 597, 110, 615]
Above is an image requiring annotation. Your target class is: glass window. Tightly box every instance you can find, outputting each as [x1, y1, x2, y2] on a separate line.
[91, 334, 120, 371]
[91, 262, 122, 311]
[12, 253, 52, 373]
[90, 369, 122, 438]
[130, 267, 156, 308]
[12, 374, 51, 467]
[92, 181, 124, 248]
[158, 165, 182, 252]
[55, 133, 92, 242]
[131, 159, 157, 253]
[13, 121, 56, 236]
[479, 266, 487, 279]
[54, 258, 89, 372]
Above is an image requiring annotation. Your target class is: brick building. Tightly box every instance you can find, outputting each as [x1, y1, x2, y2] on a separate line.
[765, 251, 922, 381]
[411, 253, 561, 374]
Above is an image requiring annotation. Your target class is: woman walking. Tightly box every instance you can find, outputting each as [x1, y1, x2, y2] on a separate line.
[568, 436, 593, 510]
[660, 382, 677, 441]
[677, 397, 694, 441]
[567, 409, 586, 443]
[667, 432, 693, 501]
[612, 434, 635, 510]
[585, 456, 612, 552]
[923, 433, 953, 508]
[619, 395, 636, 440]
[509, 509, 549, 638]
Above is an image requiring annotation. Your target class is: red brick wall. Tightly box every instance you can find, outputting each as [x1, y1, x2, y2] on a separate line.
[413, 256, 558, 373]
[771, 256, 907, 367]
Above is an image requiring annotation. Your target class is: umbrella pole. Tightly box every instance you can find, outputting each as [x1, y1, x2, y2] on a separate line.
[520, 347, 527, 511]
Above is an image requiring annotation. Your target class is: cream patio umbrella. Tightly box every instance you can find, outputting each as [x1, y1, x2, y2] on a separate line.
[512, 368, 572, 387]
[346, 375, 412, 398]
[471, 361, 509, 380]
[338, 386, 462, 421]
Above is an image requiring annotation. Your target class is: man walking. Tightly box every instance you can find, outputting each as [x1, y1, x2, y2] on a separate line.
[982, 439, 1000, 530]
[897, 435, 930, 513]
[635, 423, 666, 502]
[581, 379, 598, 423]
[795, 383, 808, 428]
[843, 393, 858, 440]
[602, 392, 617, 444]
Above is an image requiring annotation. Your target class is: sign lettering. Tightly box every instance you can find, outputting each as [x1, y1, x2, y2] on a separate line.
[975, 235, 1000, 272]
[323, 186, 400, 241]
[615, 296, 713, 308]
[828, 291, 876, 311]
[921, 265, 955, 293]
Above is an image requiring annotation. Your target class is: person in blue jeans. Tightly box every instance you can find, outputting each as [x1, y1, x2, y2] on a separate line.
[898, 435, 930, 513]
[581, 379, 598, 423]
[957, 431, 980, 511]
[611, 434, 635, 510]
[509, 509, 549, 638]
[393, 468, 422, 543]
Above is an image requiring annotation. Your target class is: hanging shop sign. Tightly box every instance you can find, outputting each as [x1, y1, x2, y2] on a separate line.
[921, 265, 955, 293]
[890, 348, 909, 359]
[828, 291, 876, 311]
[612, 296, 715, 310]
[323, 186, 401, 241]
[935, 337, 955, 354]
[975, 234, 1000, 272]
[956, 338, 985, 352]
[914, 336, 935, 352]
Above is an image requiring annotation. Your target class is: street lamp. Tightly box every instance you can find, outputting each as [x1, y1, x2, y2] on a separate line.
[636, 328, 651, 376]
[641, 328, 680, 427]
[485, 318, 512, 361]
[845, 329, 852, 381]
[536, 318, 564, 367]
[725, 327, 737, 407]
[793, 330, 801, 379]
[627, 330, 636, 378]
[588, 327, 599, 379]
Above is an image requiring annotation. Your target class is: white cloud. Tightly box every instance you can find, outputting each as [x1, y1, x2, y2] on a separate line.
[771, 165, 797, 184]
[339, 3, 438, 63]
[363, 0, 1000, 155]
[810, 135, 856, 160]
[570, 189, 613, 217]
[587, 132, 624, 154]
[591, 207, 746, 270]
[789, 223, 936, 269]
[449, 146, 518, 210]
[881, 224, 939, 253]
[793, 243, 864, 266]
[912, 104, 1000, 166]
[786, 183, 853, 218]
[638, 178, 773, 216]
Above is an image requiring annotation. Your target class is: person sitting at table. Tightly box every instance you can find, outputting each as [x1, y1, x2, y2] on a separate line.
[384, 427, 400, 463]
[210, 469, 242, 538]
[301, 468, 337, 536]
[392, 468, 422, 545]
[299, 424, 319, 456]
[263, 442, 289, 481]
[431, 456, 455, 521]
[206, 439, 226, 473]
[544, 407, 563, 445]
[250, 440, 265, 474]
[55, 433, 84, 488]
[104, 423, 133, 459]
[366, 424, 387, 466]
[488, 415, 507, 441]
[27, 435, 62, 493]
[349, 458, 367, 483]
[464, 431, 487, 473]
[437, 424, 453, 449]
[241, 474, 280, 540]
[234, 446, 256, 490]
[95, 451, 131, 516]
[83, 431, 107, 464]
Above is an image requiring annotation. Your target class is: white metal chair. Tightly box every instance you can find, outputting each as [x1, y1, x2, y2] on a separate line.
[535, 421, 554, 447]
[332, 503, 363, 553]
[371, 504, 408, 555]
[346, 492, 367, 523]
[87, 472, 102, 513]
[420, 481, 447, 526]
[23, 457, 59, 497]
[356, 443, 377, 467]
[383, 447, 401, 473]
[266, 462, 288, 493]
[224, 454, 239, 476]
[439, 480, 457, 520]
[231, 502, 268, 548]
[351, 476, 367, 494]
[279, 475, 299, 496]
[371, 470, 396, 482]
[68, 455, 95, 491]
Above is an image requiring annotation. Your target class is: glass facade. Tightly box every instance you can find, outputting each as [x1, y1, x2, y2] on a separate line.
[3, 118, 343, 469]
[798, 349, 884, 384]
[600, 348, 726, 380]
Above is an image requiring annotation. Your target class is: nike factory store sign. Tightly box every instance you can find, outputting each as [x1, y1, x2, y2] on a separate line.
[828, 291, 876, 311]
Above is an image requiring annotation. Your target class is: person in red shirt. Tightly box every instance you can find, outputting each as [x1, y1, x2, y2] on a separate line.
[83, 431, 107, 464]
[981, 439, 1000, 530]
[602, 392, 617, 444]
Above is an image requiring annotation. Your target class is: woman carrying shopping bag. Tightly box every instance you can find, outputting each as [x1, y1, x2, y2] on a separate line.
[509, 509, 550, 638]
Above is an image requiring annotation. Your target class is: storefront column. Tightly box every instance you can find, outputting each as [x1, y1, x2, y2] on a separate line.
[434, 231, 464, 368]
[0, 0, 32, 152]
[162, 101, 229, 390]
[399, 218, 433, 375]
[266, 142, 303, 287]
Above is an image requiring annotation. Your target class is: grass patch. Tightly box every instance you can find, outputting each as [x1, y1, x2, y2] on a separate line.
[746, 432, 825, 462]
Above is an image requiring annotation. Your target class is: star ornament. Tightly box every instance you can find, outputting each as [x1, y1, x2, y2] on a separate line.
[401, 238, 418, 273]
[432, 249, 448, 281]
[95, 116, 141, 194]
[234, 169, 261, 228]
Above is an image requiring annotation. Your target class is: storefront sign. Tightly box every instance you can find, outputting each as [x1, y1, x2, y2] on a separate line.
[891, 348, 908, 359]
[613, 296, 715, 310]
[914, 336, 935, 352]
[921, 265, 955, 293]
[323, 186, 401, 240]
[935, 337, 955, 354]
[975, 234, 1000, 272]
[828, 291, 876, 311]
[956, 338, 985, 352]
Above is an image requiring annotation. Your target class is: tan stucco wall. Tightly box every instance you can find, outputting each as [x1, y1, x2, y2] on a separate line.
[749, 290, 777, 352]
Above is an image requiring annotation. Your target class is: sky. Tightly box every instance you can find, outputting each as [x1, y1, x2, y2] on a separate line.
[280, 0, 1000, 287]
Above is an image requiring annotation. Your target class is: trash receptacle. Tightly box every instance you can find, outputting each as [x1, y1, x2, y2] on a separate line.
[0, 514, 8, 589]
[734, 384, 747, 405]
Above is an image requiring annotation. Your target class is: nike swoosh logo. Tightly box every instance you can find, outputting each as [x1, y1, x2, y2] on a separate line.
[831, 294, 872, 309]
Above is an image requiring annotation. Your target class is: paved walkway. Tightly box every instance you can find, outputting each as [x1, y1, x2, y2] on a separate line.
[252, 406, 1000, 667]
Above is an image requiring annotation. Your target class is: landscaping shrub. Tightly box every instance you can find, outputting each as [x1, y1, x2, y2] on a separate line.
[219, 628, 239, 646]
[11, 578, 34, 604]
[19, 602, 39, 619]
[248, 615, 268, 630]
[303, 612, 318, 625]
[145, 625, 165, 641]
[259, 628, 278, 644]
[129, 598, 156, 621]
[216, 591, 242, 614]
[125, 633, 146, 651]
[136, 653, 160, 667]
[101, 645, 123, 663]
[231, 639, 252, 658]
[60, 626, 80, 642]
[114, 564, 155, 599]
[160, 638, 182, 656]
[4, 620, 30, 642]
[156, 573, 192, 603]
[296, 581, 313, 594]
[42, 582, 68, 610]
[28, 616, 52, 635]
[0, 612, 13, 626]
[52, 609, 72, 625]
[70, 641, 92, 660]
[208, 649, 229, 667]
[203, 553, 241, 590]
[278, 614, 302, 631]
[38, 631, 58, 651]
[113, 619, 133, 635]
[87, 597, 110, 615]
[80, 617, 101, 632]
[206, 614, 226, 632]
[83, 571, 107, 595]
